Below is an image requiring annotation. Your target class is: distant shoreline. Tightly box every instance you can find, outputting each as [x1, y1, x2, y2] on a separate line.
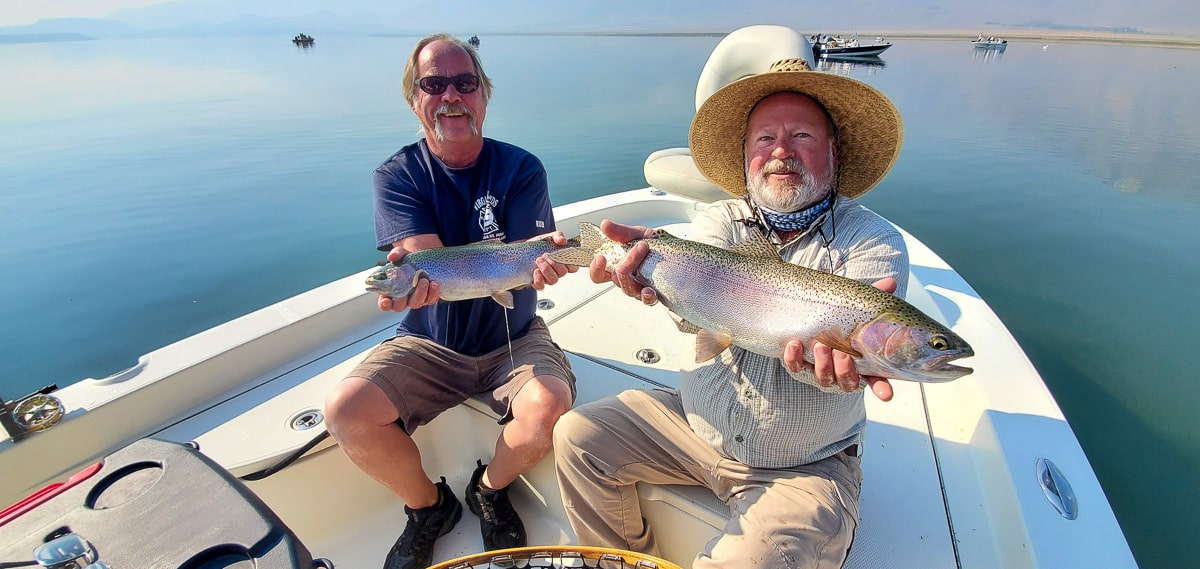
[0, 32, 93, 44]
[469, 28, 1200, 50]
[865, 29, 1200, 49]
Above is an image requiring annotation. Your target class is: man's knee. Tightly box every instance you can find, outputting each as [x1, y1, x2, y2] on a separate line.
[552, 407, 588, 449]
[513, 376, 573, 428]
[323, 376, 395, 433]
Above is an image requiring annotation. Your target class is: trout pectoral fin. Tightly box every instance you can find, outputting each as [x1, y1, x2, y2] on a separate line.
[695, 329, 734, 362]
[813, 329, 863, 358]
[491, 290, 515, 309]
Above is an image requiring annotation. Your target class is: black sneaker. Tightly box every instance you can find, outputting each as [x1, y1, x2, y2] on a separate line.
[383, 477, 463, 569]
[463, 459, 527, 550]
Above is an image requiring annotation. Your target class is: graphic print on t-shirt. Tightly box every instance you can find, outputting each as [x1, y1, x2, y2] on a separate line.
[475, 191, 503, 240]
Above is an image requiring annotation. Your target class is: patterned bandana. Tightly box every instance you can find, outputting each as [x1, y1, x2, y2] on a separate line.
[756, 191, 836, 232]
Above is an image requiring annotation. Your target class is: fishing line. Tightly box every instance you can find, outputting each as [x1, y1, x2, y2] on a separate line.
[502, 306, 516, 374]
[816, 202, 839, 274]
[740, 191, 840, 273]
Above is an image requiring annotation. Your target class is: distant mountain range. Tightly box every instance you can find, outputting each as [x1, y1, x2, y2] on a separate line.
[2, 0, 1196, 38]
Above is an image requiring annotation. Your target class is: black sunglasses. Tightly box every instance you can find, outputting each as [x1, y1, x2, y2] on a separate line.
[416, 73, 481, 95]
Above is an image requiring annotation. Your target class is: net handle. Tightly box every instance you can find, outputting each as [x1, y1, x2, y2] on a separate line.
[427, 545, 683, 569]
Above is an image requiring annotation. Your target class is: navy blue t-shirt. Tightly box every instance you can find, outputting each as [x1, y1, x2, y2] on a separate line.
[373, 138, 555, 356]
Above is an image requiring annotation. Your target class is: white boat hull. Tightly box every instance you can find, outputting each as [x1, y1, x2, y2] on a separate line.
[817, 44, 892, 58]
[973, 40, 1009, 50]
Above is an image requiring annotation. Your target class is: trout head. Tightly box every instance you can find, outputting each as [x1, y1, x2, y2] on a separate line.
[364, 262, 422, 298]
[853, 312, 975, 382]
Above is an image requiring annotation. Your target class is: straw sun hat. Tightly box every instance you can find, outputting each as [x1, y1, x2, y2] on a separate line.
[688, 57, 903, 199]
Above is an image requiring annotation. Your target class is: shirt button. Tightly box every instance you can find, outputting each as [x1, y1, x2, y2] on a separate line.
[735, 435, 744, 443]
[743, 389, 754, 398]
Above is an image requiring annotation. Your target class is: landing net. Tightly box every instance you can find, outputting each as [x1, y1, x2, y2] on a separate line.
[427, 545, 683, 569]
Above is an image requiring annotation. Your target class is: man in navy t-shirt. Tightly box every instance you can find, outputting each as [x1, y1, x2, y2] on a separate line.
[323, 33, 578, 569]
[373, 136, 556, 355]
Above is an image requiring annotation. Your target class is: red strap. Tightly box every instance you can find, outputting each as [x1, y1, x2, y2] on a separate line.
[0, 462, 103, 527]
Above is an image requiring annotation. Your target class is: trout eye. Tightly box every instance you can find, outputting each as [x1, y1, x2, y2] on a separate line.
[928, 335, 950, 351]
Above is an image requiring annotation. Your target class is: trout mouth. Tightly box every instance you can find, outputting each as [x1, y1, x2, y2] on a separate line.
[364, 274, 391, 294]
[921, 352, 975, 381]
[364, 263, 399, 295]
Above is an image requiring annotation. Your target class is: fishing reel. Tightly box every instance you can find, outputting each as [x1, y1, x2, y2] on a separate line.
[1, 385, 63, 443]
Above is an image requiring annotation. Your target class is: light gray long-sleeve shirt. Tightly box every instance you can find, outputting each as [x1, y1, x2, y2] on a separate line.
[678, 195, 909, 468]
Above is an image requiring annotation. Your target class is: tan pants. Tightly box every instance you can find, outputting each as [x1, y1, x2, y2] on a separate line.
[554, 388, 862, 569]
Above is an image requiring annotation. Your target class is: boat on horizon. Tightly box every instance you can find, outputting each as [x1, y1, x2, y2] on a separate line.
[0, 24, 1136, 569]
[293, 33, 314, 46]
[468, 35, 480, 48]
[973, 33, 1008, 50]
[811, 33, 892, 59]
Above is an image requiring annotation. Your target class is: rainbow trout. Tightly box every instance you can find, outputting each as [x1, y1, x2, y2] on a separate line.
[365, 236, 579, 309]
[554, 222, 974, 382]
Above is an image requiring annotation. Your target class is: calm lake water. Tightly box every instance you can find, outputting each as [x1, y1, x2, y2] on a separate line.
[2, 33, 1197, 568]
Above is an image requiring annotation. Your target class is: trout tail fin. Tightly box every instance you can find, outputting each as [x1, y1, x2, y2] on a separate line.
[546, 222, 605, 267]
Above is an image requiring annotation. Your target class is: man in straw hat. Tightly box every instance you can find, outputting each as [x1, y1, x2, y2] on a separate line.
[554, 57, 908, 567]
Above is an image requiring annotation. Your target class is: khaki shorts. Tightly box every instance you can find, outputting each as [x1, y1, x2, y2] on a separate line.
[350, 317, 575, 433]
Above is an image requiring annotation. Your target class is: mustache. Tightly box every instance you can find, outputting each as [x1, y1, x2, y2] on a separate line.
[431, 103, 480, 141]
[760, 158, 807, 177]
[436, 103, 474, 118]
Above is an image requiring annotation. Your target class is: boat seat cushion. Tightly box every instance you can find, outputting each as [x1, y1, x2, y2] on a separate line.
[644, 148, 728, 203]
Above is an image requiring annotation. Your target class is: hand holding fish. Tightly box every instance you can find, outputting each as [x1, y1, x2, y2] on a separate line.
[587, 220, 659, 305]
[531, 231, 580, 290]
[784, 277, 898, 402]
[378, 239, 442, 312]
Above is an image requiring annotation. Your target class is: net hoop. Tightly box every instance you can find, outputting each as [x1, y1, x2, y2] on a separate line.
[427, 545, 684, 569]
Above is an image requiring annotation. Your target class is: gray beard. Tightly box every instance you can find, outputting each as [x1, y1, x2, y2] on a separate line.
[746, 157, 834, 212]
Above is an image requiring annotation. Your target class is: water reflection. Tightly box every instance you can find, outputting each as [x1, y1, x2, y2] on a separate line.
[816, 57, 886, 75]
[970, 47, 1005, 64]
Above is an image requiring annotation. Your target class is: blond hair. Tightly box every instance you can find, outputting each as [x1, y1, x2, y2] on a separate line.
[401, 33, 493, 105]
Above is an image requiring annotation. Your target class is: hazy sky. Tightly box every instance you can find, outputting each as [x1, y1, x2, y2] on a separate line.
[0, 0, 164, 26]
[3, 0, 1195, 34]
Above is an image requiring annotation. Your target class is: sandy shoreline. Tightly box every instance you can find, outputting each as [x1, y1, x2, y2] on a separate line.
[835, 28, 1200, 49]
